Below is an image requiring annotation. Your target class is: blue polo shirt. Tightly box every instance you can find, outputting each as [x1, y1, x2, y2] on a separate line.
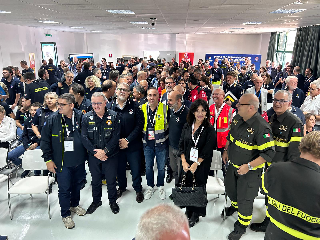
[291, 88, 305, 108]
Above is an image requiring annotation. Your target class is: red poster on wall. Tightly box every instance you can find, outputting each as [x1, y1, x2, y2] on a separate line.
[29, 53, 35, 71]
[179, 52, 194, 65]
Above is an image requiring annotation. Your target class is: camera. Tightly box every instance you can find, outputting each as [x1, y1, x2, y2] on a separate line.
[150, 18, 157, 27]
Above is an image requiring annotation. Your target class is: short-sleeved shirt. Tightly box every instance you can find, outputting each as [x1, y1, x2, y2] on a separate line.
[22, 68, 33, 76]
[15, 109, 30, 124]
[212, 68, 223, 81]
[32, 107, 56, 134]
[24, 80, 50, 104]
[2, 78, 22, 105]
[300, 94, 320, 125]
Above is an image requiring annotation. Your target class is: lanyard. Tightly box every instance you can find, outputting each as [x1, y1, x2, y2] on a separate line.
[147, 103, 159, 127]
[62, 112, 75, 137]
[191, 123, 204, 147]
[256, 89, 261, 98]
[214, 103, 226, 130]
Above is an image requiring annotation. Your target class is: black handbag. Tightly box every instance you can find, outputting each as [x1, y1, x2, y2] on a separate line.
[172, 173, 207, 208]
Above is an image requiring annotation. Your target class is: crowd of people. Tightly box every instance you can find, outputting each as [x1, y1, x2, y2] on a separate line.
[1, 55, 320, 239]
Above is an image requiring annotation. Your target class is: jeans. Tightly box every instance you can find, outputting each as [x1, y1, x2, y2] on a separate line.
[8, 145, 25, 166]
[17, 127, 23, 139]
[88, 155, 118, 204]
[117, 149, 142, 192]
[144, 145, 166, 187]
[55, 163, 85, 218]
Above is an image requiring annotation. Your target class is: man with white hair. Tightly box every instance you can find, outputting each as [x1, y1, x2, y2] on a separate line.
[135, 204, 190, 240]
[284, 76, 305, 108]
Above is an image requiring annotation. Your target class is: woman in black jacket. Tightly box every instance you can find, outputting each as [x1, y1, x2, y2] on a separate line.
[179, 99, 216, 227]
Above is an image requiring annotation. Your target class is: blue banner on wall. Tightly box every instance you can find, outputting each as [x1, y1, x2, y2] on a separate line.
[205, 54, 261, 70]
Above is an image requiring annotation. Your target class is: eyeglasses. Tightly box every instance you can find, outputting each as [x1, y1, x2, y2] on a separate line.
[236, 103, 250, 106]
[57, 103, 70, 107]
[117, 88, 129, 92]
[308, 87, 317, 91]
[273, 99, 289, 104]
[92, 102, 103, 106]
[66, 76, 74, 79]
[165, 82, 174, 85]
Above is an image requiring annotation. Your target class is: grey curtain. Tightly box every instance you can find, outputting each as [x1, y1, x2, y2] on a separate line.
[267, 32, 277, 61]
[292, 26, 320, 78]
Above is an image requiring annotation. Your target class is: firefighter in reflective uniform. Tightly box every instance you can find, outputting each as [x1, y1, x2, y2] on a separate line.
[81, 92, 121, 215]
[263, 131, 320, 240]
[209, 88, 235, 176]
[222, 93, 275, 240]
[250, 90, 303, 233]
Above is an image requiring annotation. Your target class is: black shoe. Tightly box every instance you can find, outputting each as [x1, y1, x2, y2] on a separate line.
[21, 170, 30, 178]
[188, 212, 199, 228]
[228, 230, 245, 240]
[86, 201, 102, 214]
[109, 202, 120, 214]
[221, 206, 237, 218]
[166, 173, 173, 183]
[250, 217, 270, 232]
[169, 194, 173, 200]
[136, 192, 144, 203]
[116, 188, 127, 199]
[141, 170, 146, 176]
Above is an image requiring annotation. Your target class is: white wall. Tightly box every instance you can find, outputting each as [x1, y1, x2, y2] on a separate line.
[0, 22, 271, 71]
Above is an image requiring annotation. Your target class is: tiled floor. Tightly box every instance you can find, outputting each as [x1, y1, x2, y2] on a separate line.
[0, 167, 266, 240]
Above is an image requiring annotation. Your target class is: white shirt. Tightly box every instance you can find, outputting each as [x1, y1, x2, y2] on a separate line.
[0, 116, 16, 142]
[301, 94, 320, 125]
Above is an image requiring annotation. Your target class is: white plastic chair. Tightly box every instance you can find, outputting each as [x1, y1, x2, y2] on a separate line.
[7, 149, 55, 219]
[0, 148, 9, 183]
[206, 150, 225, 197]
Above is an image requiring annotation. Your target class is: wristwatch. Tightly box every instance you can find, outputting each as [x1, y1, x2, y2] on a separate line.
[248, 162, 253, 171]
[196, 161, 201, 166]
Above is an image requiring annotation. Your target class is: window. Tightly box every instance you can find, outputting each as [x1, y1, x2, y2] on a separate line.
[274, 30, 297, 67]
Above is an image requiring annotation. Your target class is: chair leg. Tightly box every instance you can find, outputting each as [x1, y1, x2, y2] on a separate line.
[47, 189, 51, 219]
[8, 193, 12, 220]
[223, 192, 227, 220]
[30, 194, 33, 198]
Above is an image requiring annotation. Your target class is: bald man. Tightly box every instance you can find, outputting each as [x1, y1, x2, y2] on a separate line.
[209, 88, 235, 176]
[167, 91, 189, 186]
[222, 93, 275, 240]
[135, 204, 190, 240]
[173, 85, 191, 108]
[139, 80, 148, 92]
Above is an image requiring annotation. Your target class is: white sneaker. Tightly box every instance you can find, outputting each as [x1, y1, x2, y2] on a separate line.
[70, 206, 86, 216]
[62, 216, 75, 229]
[158, 186, 166, 200]
[144, 186, 154, 200]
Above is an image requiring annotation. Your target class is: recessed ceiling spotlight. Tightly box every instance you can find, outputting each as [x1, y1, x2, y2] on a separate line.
[42, 21, 60, 24]
[243, 22, 262, 25]
[230, 27, 244, 29]
[91, 30, 102, 33]
[106, 10, 135, 14]
[270, 9, 306, 14]
[70, 27, 84, 29]
[0, 10, 11, 13]
[293, 0, 303, 4]
[130, 22, 148, 25]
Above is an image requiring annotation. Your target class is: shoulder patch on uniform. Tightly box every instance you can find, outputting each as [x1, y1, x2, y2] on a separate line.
[293, 128, 301, 133]
[263, 133, 270, 138]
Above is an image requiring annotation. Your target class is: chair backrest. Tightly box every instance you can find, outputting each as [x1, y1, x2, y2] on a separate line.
[0, 148, 8, 168]
[210, 150, 222, 171]
[22, 149, 47, 170]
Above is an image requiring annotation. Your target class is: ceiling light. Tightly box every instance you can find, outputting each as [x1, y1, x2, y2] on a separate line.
[230, 27, 244, 30]
[130, 22, 148, 25]
[42, 21, 60, 24]
[106, 10, 135, 14]
[91, 30, 102, 33]
[195, 32, 207, 34]
[220, 31, 232, 33]
[70, 27, 84, 29]
[270, 9, 306, 14]
[0, 10, 11, 13]
[243, 22, 261, 25]
[293, 0, 303, 4]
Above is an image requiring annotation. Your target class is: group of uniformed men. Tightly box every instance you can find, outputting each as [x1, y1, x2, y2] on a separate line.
[2, 57, 320, 239]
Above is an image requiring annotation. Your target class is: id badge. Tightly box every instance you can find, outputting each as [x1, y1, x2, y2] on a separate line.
[64, 137, 74, 152]
[148, 128, 155, 140]
[190, 147, 198, 162]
